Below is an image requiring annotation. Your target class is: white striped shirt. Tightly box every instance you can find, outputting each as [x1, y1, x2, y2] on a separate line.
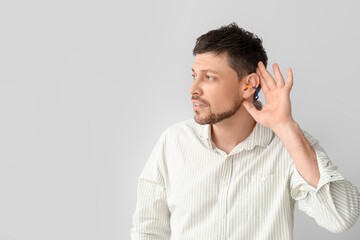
[131, 118, 360, 240]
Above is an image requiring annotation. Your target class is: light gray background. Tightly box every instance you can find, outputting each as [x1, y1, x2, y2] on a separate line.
[0, 0, 359, 239]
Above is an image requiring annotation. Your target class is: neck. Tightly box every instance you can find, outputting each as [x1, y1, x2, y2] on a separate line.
[210, 104, 257, 154]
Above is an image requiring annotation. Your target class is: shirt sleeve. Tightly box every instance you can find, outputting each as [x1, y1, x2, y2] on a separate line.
[130, 133, 171, 240]
[289, 130, 360, 233]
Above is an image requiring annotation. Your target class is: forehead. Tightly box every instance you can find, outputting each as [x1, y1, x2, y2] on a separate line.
[192, 52, 233, 74]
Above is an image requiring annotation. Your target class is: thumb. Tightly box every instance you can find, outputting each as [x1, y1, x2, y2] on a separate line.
[242, 100, 260, 119]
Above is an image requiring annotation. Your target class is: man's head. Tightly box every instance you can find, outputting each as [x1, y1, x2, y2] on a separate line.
[193, 22, 268, 93]
[190, 23, 267, 125]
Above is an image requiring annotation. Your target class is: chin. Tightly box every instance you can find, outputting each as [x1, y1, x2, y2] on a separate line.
[194, 114, 208, 125]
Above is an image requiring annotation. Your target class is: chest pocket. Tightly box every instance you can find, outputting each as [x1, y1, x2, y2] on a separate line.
[242, 174, 281, 222]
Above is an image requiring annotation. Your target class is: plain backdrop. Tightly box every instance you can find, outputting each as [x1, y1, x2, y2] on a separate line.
[0, 0, 359, 239]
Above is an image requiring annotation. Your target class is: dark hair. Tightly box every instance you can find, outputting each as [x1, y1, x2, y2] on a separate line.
[193, 22, 268, 99]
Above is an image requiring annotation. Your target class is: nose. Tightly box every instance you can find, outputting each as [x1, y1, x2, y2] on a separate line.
[189, 78, 203, 96]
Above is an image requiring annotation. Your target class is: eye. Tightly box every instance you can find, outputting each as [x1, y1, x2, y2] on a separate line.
[207, 76, 214, 80]
[192, 74, 197, 80]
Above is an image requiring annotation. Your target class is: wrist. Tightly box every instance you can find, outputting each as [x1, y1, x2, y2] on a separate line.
[272, 119, 299, 137]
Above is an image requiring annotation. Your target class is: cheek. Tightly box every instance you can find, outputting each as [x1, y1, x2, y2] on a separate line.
[216, 87, 239, 101]
[210, 94, 237, 111]
[204, 84, 240, 109]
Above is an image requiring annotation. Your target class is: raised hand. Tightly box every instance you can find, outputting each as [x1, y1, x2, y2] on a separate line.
[242, 61, 295, 132]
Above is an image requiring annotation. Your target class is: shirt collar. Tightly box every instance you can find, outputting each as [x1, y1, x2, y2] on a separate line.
[199, 121, 274, 152]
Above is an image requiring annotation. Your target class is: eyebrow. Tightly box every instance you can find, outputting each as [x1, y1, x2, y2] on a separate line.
[191, 68, 220, 75]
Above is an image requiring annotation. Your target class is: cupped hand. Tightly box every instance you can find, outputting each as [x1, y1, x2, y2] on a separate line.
[242, 61, 295, 131]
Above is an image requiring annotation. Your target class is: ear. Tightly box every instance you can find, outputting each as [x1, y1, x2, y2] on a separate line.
[242, 73, 260, 100]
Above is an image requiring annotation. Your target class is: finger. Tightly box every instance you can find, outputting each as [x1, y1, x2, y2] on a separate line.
[256, 68, 269, 93]
[286, 68, 294, 90]
[242, 100, 260, 120]
[258, 61, 276, 89]
[273, 63, 285, 87]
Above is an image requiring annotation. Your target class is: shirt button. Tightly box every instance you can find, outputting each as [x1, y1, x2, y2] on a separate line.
[220, 213, 225, 219]
[300, 190, 306, 196]
[261, 177, 266, 182]
[223, 182, 228, 187]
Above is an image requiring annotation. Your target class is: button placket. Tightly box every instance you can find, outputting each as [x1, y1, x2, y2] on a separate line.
[217, 156, 232, 239]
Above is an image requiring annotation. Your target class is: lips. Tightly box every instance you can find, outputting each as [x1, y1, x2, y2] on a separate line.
[192, 100, 207, 106]
[194, 102, 205, 107]
[192, 100, 207, 111]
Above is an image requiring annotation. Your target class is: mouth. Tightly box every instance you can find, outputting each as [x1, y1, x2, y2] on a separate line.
[193, 102, 207, 111]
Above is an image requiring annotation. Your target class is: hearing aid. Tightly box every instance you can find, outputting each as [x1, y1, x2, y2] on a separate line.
[245, 84, 259, 101]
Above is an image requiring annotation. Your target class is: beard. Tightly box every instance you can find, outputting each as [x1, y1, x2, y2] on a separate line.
[194, 93, 242, 125]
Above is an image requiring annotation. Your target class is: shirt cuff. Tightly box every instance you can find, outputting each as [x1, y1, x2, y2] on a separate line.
[291, 146, 345, 200]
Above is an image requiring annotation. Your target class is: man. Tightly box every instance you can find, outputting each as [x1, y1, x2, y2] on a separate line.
[130, 23, 359, 239]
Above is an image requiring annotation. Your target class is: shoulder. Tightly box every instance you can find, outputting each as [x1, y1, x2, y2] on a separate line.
[160, 118, 202, 139]
[153, 118, 206, 149]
